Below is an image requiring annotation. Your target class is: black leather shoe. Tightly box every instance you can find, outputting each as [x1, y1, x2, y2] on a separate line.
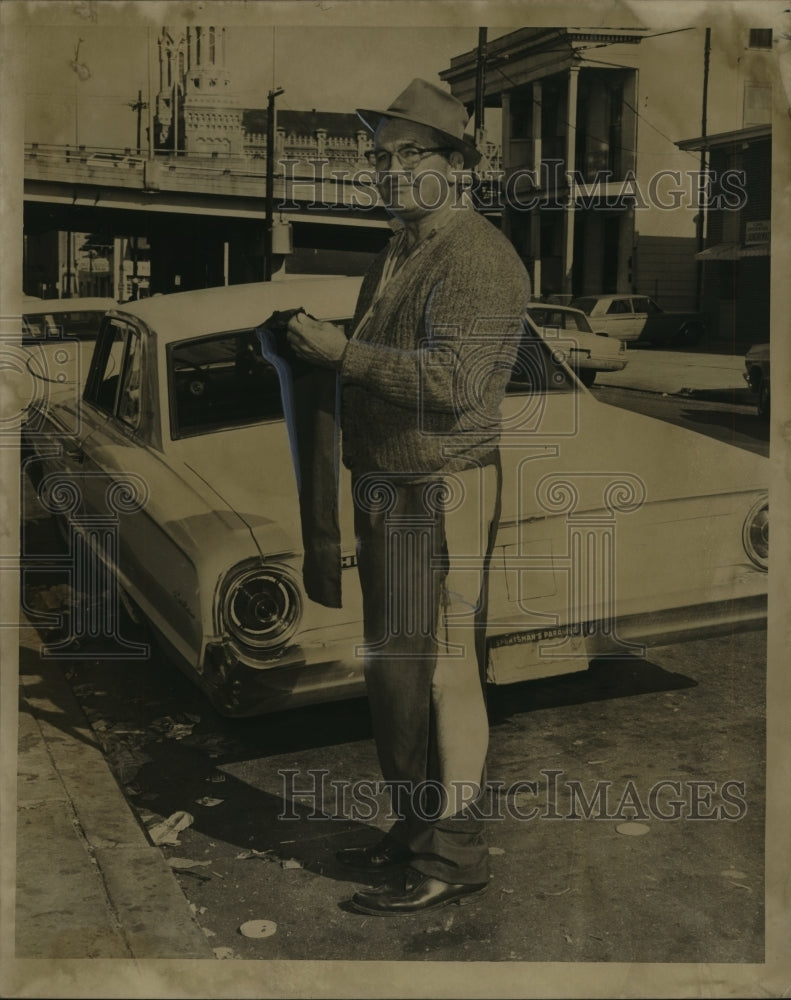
[336, 838, 413, 872]
[349, 867, 488, 915]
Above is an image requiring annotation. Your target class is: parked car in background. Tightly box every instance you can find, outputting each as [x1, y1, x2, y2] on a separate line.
[743, 342, 770, 418]
[6, 296, 118, 432]
[22, 278, 768, 716]
[527, 302, 628, 386]
[571, 293, 707, 346]
[20, 295, 119, 385]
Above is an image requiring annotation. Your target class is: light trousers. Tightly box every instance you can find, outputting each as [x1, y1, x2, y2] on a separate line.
[353, 459, 500, 884]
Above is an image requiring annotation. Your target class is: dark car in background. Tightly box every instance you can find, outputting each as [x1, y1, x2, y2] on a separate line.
[571, 294, 707, 346]
[743, 342, 770, 418]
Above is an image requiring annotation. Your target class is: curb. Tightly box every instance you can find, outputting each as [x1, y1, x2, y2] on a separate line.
[16, 624, 214, 960]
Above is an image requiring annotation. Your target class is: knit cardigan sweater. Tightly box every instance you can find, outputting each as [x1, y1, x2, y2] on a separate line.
[340, 207, 532, 479]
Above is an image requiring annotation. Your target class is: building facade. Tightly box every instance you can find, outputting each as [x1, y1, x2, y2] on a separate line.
[154, 25, 243, 156]
[441, 24, 778, 310]
[678, 125, 771, 344]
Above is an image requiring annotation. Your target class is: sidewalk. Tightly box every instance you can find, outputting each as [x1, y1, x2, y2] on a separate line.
[15, 622, 214, 959]
[594, 344, 748, 397]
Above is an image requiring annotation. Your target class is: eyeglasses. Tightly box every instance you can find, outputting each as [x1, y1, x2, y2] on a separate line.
[373, 145, 453, 172]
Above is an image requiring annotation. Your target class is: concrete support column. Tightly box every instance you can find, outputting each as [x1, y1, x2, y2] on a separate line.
[532, 81, 542, 176]
[529, 81, 543, 297]
[561, 66, 580, 295]
[501, 91, 512, 242]
[113, 237, 125, 301]
[618, 204, 635, 291]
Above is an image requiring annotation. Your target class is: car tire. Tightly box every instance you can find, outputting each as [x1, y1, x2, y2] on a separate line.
[576, 368, 596, 387]
[675, 322, 704, 347]
[757, 381, 770, 420]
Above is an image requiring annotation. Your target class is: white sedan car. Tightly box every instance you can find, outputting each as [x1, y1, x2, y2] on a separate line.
[527, 303, 628, 386]
[22, 278, 768, 715]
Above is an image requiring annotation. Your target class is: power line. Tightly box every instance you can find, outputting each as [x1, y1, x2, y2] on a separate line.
[621, 96, 701, 161]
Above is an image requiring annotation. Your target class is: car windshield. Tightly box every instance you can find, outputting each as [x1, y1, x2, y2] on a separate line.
[529, 308, 591, 333]
[168, 329, 285, 438]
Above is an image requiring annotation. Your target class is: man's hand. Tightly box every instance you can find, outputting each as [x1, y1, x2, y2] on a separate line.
[287, 313, 348, 369]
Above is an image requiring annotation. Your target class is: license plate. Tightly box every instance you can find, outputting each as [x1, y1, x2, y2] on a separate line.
[486, 627, 589, 685]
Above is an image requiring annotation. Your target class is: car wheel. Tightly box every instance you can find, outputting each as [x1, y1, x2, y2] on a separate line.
[757, 382, 770, 419]
[576, 368, 596, 387]
[675, 322, 704, 347]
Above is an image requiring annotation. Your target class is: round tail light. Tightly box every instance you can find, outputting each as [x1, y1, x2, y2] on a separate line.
[221, 563, 302, 649]
[742, 497, 768, 570]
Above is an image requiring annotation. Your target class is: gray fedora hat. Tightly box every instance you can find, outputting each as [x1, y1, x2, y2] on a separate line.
[357, 78, 481, 168]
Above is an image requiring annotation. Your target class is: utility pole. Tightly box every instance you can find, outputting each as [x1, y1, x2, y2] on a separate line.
[695, 27, 711, 311]
[264, 86, 284, 281]
[474, 27, 488, 154]
[128, 89, 148, 155]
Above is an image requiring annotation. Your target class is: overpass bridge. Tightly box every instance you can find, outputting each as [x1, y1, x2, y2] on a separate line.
[23, 144, 393, 295]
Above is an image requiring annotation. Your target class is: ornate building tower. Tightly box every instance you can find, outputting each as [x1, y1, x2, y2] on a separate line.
[154, 26, 243, 155]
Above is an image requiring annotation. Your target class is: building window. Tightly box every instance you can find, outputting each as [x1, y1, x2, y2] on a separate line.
[743, 83, 772, 127]
[608, 83, 623, 174]
[748, 29, 772, 48]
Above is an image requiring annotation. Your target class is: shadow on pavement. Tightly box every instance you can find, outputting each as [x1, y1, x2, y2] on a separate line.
[679, 405, 769, 440]
[487, 655, 697, 723]
[681, 386, 755, 405]
[17, 644, 103, 752]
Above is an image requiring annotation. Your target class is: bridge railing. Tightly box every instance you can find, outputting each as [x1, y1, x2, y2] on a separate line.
[24, 142, 387, 208]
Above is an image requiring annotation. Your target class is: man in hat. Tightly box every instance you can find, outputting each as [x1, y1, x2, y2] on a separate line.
[287, 79, 531, 915]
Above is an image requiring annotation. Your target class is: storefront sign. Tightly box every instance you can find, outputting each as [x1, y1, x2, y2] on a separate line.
[745, 220, 770, 244]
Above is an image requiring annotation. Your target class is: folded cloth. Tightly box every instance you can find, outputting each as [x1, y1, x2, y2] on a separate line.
[256, 309, 342, 609]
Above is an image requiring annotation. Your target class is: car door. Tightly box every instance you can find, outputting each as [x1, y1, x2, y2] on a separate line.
[600, 298, 639, 341]
[75, 316, 196, 650]
[631, 296, 660, 341]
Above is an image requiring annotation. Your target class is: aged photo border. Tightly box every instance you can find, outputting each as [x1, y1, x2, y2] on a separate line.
[1, 0, 789, 996]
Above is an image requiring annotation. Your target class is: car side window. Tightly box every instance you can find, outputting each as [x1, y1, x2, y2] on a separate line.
[117, 328, 143, 429]
[606, 299, 631, 315]
[169, 329, 287, 438]
[84, 319, 144, 432]
[86, 320, 126, 414]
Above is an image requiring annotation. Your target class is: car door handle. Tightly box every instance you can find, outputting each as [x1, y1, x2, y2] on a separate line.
[64, 444, 85, 464]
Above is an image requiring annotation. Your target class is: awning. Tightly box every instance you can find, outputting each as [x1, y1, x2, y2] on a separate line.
[695, 242, 770, 261]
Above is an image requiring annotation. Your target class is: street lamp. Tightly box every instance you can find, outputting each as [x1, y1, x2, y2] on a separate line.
[264, 86, 284, 281]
